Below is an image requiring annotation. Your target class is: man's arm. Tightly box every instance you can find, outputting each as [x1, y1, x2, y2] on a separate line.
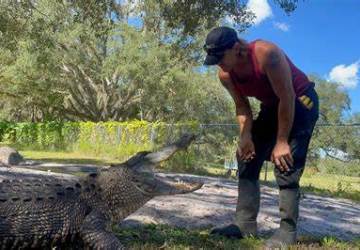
[264, 45, 295, 142]
[219, 71, 255, 161]
[219, 71, 253, 138]
[260, 43, 295, 170]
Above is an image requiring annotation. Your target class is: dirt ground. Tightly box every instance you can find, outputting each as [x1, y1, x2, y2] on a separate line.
[120, 173, 360, 241]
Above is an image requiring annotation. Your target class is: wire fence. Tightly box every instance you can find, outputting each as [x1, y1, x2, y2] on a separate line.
[171, 123, 359, 178]
[0, 121, 358, 176]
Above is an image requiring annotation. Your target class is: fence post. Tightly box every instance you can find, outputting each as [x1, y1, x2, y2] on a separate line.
[264, 161, 268, 181]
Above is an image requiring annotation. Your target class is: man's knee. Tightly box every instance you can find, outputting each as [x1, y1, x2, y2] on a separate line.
[236, 142, 272, 181]
[237, 161, 263, 180]
[274, 167, 304, 189]
[275, 134, 309, 189]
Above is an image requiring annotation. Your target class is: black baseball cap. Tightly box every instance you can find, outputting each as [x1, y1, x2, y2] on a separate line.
[203, 26, 239, 65]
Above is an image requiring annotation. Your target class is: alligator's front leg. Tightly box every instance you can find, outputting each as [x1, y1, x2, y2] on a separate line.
[80, 211, 124, 250]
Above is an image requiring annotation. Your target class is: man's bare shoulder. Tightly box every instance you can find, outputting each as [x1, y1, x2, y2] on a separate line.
[253, 40, 282, 70]
[253, 40, 279, 54]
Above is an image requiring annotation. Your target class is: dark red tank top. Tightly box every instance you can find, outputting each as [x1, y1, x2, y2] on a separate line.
[229, 40, 313, 106]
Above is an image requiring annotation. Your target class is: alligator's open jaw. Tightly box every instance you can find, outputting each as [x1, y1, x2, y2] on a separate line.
[128, 134, 203, 196]
[146, 174, 203, 196]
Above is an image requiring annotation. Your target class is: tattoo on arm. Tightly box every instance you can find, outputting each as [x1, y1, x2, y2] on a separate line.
[268, 50, 281, 68]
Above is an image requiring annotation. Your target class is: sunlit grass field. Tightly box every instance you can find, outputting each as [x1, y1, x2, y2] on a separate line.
[205, 164, 360, 202]
[260, 167, 360, 202]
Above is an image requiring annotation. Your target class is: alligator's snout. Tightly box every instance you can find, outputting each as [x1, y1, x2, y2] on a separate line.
[167, 181, 204, 195]
[149, 174, 203, 196]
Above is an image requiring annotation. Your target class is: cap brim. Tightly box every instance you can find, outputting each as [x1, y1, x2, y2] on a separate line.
[203, 54, 222, 66]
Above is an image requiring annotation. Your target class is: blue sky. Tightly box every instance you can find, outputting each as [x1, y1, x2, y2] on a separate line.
[239, 0, 360, 114]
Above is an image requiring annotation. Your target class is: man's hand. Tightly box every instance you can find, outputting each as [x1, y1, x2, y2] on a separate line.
[238, 135, 256, 162]
[271, 140, 293, 172]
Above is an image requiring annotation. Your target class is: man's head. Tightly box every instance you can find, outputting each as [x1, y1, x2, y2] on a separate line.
[203, 26, 244, 72]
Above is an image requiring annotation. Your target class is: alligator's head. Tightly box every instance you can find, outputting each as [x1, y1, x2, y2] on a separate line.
[122, 133, 203, 197]
[100, 134, 203, 221]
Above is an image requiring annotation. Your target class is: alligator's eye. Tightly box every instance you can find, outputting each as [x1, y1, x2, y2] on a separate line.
[89, 173, 98, 178]
[131, 175, 142, 185]
[141, 172, 154, 178]
[11, 197, 20, 202]
[66, 187, 75, 192]
[142, 182, 157, 193]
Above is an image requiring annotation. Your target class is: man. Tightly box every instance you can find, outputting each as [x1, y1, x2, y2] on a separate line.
[204, 27, 319, 247]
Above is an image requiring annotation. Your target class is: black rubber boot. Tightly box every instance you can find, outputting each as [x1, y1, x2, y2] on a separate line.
[210, 179, 259, 239]
[265, 188, 300, 248]
[235, 179, 260, 237]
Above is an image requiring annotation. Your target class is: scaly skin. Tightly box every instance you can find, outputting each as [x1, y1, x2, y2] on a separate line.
[0, 134, 202, 249]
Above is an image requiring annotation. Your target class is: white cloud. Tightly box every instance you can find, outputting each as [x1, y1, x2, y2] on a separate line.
[328, 61, 360, 89]
[246, 0, 273, 25]
[273, 21, 290, 32]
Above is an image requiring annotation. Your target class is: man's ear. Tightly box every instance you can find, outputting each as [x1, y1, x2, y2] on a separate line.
[232, 42, 241, 51]
[235, 41, 247, 57]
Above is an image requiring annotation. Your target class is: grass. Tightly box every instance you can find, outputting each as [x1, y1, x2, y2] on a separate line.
[20, 150, 117, 165]
[114, 224, 360, 249]
[258, 166, 360, 202]
[115, 224, 260, 249]
[204, 165, 360, 202]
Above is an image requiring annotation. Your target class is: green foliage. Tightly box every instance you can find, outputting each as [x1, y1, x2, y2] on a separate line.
[0, 120, 200, 160]
[157, 0, 254, 35]
[320, 236, 360, 249]
[0, 0, 298, 123]
[75, 121, 157, 158]
[307, 75, 360, 163]
[273, 0, 299, 14]
[0, 121, 77, 150]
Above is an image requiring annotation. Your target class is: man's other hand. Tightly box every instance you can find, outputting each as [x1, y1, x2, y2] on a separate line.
[238, 135, 256, 162]
[271, 140, 294, 172]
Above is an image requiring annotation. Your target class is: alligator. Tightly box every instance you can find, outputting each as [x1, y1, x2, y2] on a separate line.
[0, 134, 203, 249]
